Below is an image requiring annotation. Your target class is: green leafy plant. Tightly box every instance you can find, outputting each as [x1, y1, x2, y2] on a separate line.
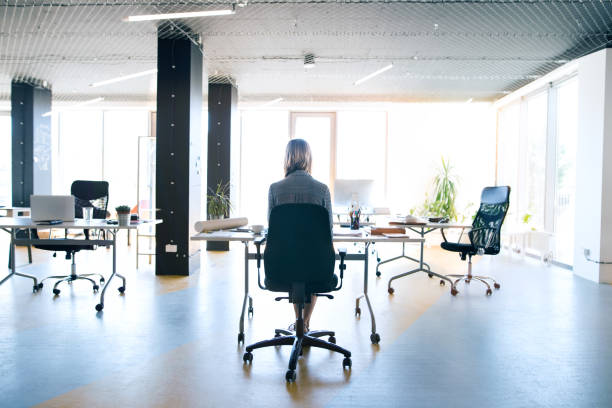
[115, 205, 131, 214]
[207, 181, 231, 219]
[421, 157, 459, 221]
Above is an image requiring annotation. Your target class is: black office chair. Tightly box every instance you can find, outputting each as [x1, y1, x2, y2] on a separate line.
[243, 203, 352, 382]
[36, 180, 109, 295]
[441, 186, 510, 296]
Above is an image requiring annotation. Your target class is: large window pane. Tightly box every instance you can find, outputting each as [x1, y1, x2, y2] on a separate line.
[336, 111, 386, 206]
[103, 110, 149, 210]
[292, 114, 333, 187]
[525, 92, 548, 229]
[554, 79, 578, 265]
[57, 111, 103, 194]
[0, 113, 10, 205]
[240, 110, 289, 224]
[497, 103, 520, 225]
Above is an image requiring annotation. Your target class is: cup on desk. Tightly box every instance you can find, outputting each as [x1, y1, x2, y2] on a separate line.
[251, 224, 264, 235]
[83, 207, 93, 221]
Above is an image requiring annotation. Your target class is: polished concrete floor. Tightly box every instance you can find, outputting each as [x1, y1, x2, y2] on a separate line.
[0, 232, 610, 407]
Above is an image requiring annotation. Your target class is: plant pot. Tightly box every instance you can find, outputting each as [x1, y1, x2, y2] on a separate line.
[118, 212, 130, 226]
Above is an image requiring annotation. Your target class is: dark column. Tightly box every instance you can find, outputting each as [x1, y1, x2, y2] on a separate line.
[11, 81, 52, 206]
[206, 82, 237, 251]
[155, 32, 202, 276]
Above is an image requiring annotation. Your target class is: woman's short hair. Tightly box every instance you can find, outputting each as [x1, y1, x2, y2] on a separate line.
[284, 138, 312, 177]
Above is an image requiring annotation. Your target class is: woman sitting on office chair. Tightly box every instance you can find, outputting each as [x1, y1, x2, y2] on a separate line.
[268, 138, 333, 332]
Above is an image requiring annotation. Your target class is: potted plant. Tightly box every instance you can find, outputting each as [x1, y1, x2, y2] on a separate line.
[207, 182, 231, 220]
[116, 205, 131, 226]
[420, 157, 458, 221]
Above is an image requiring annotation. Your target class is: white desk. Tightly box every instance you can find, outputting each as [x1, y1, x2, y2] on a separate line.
[375, 222, 471, 295]
[0, 218, 162, 312]
[191, 229, 423, 345]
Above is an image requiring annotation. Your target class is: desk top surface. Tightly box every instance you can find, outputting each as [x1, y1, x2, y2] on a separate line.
[393, 222, 471, 229]
[191, 229, 424, 243]
[0, 217, 162, 230]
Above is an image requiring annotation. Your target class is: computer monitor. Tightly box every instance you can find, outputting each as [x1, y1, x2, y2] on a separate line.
[333, 179, 375, 207]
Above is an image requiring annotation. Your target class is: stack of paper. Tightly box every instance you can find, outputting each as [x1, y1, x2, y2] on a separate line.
[333, 228, 363, 237]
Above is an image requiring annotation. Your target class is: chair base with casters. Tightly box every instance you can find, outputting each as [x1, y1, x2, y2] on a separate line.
[37, 250, 105, 295]
[243, 286, 352, 383]
[440, 243, 500, 296]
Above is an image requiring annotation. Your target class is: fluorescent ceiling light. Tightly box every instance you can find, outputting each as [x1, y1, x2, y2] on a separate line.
[353, 64, 393, 86]
[90, 69, 157, 88]
[126, 8, 234, 22]
[261, 97, 283, 107]
[42, 97, 104, 117]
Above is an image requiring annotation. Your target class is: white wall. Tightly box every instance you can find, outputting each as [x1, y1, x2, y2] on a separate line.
[573, 48, 612, 283]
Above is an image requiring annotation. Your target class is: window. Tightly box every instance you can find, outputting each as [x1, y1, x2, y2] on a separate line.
[57, 111, 104, 194]
[554, 78, 578, 265]
[497, 103, 520, 225]
[103, 110, 149, 210]
[239, 110, 288, 224]
[524, 92, 548, 229]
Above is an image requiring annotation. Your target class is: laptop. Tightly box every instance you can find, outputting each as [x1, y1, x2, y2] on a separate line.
[30, 195, 75, 222]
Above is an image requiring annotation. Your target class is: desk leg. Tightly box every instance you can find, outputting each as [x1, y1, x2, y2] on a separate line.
[238, 242, 251, 344]
[355, 243, 380, 344]
[375, 242, 431, 277]
[2, 229, 39, 292]
[96, 230, 121, 312]
[388, 237, 456, 295]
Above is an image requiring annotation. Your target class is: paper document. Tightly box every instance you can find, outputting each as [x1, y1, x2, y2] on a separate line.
[333, 228, 363, 237]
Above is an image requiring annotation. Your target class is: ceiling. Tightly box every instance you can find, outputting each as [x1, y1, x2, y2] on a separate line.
[1, 0, 611, 104]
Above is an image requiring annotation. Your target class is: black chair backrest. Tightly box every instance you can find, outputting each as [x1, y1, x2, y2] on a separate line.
[71, 180, 109, 219]
[471, 186, 511, 255]
[264, 204, 335, 291]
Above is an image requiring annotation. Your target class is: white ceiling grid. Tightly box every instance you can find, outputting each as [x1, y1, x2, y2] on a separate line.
[0, 0, 611, 103]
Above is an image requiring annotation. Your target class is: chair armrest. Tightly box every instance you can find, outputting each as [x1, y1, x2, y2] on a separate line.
[254, 236, 267, 290]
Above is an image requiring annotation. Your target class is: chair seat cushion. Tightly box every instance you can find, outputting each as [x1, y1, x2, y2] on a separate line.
[440, 241, 476, 256]
[265, 274, 338, 294]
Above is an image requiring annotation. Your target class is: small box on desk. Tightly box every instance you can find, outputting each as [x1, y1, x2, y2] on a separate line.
[370, 227, 406, 236]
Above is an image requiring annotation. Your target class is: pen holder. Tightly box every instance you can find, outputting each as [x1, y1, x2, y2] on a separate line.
[350, 213, 360, 230]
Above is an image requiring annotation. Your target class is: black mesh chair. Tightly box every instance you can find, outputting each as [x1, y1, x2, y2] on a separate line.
[243, 203, 352, 382]
[37, 180, 109, 295]
[441, 186, 510, 296]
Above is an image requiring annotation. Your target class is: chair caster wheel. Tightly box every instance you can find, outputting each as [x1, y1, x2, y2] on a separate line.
[465, 279, 471, 284]
[248, 307, 254, 317]
[329, 336, 336, 344]
[37, 283, 44, 290]
[93, 285, 99, 292]
[388, 287, 394, 295]
[243, 352, 253, 363]
[33, 285, 38, 293]
[118, 286, 125, 293]
[370, 333, 380, 344]
[354, 307, 361, 316]
[95, 303, 103, 312]
[428, 273, 433, 278]
[343, 357, 352, 368]
[285, 369, 296, 382]
[451, 288, 458, 296]
[486, 289, 493, 296]
[53, 289, 60, 295]
[100, 279, 105, 284]
[494, 283, 500, 289]
[238, 333, 244, 343]
[377, 257, 381, 262]
[440, 280, 445, 286]
[375, 271, 381, 277]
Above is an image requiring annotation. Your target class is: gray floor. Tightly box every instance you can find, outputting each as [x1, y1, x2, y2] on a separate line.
[328, 255, 612, 408]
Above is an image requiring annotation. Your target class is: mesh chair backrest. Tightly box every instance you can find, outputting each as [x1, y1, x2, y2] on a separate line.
[264, 204, 335, 289]
[71, 180, 109, 219]
[471, 186, 511, 255]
